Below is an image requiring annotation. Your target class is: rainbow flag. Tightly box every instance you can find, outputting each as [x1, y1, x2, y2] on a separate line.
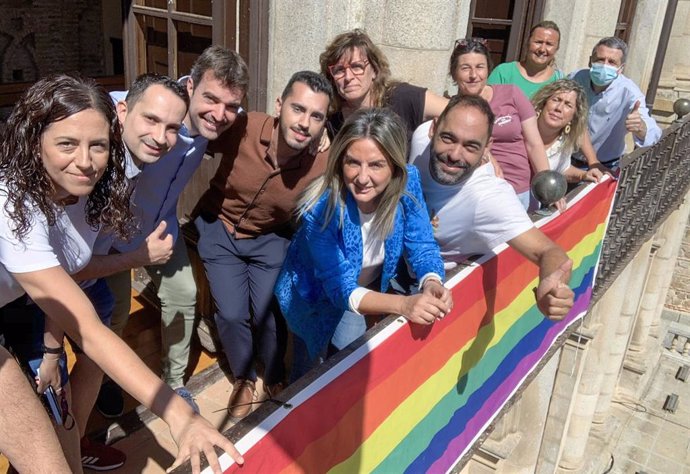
[210, 177, 618, 474]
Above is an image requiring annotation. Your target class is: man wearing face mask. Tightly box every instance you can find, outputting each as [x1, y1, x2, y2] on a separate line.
[569, 37, 661, 169]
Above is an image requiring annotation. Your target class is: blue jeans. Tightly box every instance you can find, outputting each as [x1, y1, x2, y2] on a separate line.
[330, 310, 367, 352]
[290, 334, 326, 383]
[290, 310, 367, 383]
[0, 296, 69, 387]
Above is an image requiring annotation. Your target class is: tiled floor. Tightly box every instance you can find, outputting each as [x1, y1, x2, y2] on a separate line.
[109, 376, 238, 474]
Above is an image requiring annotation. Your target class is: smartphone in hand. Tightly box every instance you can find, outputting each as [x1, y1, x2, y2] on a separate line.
[35, 367, 65, 426]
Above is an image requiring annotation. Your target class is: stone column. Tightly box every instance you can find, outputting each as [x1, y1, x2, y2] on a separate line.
[498, 354, 560, 472]
[536, 335, 590, 474]
[593, 239, 654, 422]
[628, 195, 690, 358]
[555, 265, 631, 471]
[651, 197, 690, 336]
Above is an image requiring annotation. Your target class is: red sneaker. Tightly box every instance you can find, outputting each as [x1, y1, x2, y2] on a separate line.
[80, 437, 126, 471]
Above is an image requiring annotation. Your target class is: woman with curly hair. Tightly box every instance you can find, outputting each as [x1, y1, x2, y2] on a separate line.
[320, 29, 448, 142]
[531, 79, 602, 183]
[0, 73, 242, 473]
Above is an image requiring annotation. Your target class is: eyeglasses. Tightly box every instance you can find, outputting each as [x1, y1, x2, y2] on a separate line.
[328, 60, 370, 79]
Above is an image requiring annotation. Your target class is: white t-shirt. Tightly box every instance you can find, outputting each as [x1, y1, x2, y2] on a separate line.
[546, 135, 572, 175]
[410, 121, 534, 262]
[0, 188, 98, 307]
[357, 209, 385, 287]
[348, 209, 385, 314]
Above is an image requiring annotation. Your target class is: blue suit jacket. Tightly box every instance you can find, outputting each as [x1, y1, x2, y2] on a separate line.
[275, 165, 444, 358]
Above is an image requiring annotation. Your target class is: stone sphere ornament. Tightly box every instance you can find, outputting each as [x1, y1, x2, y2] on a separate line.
[674, 98, 690, 120]
[531, 170, 567, 208]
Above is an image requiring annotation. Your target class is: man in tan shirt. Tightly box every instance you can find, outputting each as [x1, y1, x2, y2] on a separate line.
[195, 71, 332, 419]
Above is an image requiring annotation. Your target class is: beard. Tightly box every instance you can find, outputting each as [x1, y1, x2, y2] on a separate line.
[428, 150, 481, 185]
[280, 122, 312, 151]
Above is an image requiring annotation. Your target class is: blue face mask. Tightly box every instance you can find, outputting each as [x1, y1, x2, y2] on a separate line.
[590, 63, 619, 87]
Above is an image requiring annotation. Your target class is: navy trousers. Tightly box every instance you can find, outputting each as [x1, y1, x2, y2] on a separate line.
[195, 215, 288, 385]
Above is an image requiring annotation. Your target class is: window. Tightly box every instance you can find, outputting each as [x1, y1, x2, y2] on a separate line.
[123, 0, 269, 111]
[615, 0, 638, 45]
[467, 0, 545, 65]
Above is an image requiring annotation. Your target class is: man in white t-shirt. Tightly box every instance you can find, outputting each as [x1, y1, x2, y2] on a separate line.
[410, 94, 574, 320]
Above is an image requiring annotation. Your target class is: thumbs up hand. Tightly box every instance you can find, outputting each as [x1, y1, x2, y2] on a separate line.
[134, 220, 174, 266]
[534, 259, 574, 321]
[625, 100, 647, 139]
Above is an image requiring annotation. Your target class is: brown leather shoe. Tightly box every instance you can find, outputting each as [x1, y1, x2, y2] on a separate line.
[229, 378, 257, 420]
[256, 381, 285, 403]
[266, 382, 284, 399]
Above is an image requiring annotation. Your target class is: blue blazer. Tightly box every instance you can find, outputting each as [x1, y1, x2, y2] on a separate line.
[275, 165, 444, 358]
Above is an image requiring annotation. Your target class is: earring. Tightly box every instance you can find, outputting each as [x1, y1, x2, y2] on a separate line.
[564, 123, 571, 135]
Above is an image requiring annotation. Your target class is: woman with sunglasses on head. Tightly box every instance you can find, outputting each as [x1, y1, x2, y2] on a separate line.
[488, 21, 564, 99]
[0, 73, 243, 473]
[275, 108, 451, 380]
[449, 38, 549, 210]
[320, 29, 448, 142]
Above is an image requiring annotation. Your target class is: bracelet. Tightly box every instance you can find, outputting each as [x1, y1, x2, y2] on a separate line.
[42, 353, 61, 361]
[42, 344, 64, 355]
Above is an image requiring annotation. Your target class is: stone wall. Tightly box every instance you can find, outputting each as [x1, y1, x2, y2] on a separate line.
[543, 0, 620, 77]
[655, 0, 690, 116]
[0, 0, 105, 83]
[665, 220, 690, 312]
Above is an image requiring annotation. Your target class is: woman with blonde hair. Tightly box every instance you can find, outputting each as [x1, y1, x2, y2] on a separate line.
[532, 79, 602, 183]
[275, 108, 451, 380]
[320, 29, 448, 141]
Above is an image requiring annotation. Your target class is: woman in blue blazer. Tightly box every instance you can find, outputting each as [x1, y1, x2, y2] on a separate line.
[275, 108, 452, 379]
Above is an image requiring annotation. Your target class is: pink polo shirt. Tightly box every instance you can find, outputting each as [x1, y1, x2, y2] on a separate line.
[489, 84, 536, 194]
